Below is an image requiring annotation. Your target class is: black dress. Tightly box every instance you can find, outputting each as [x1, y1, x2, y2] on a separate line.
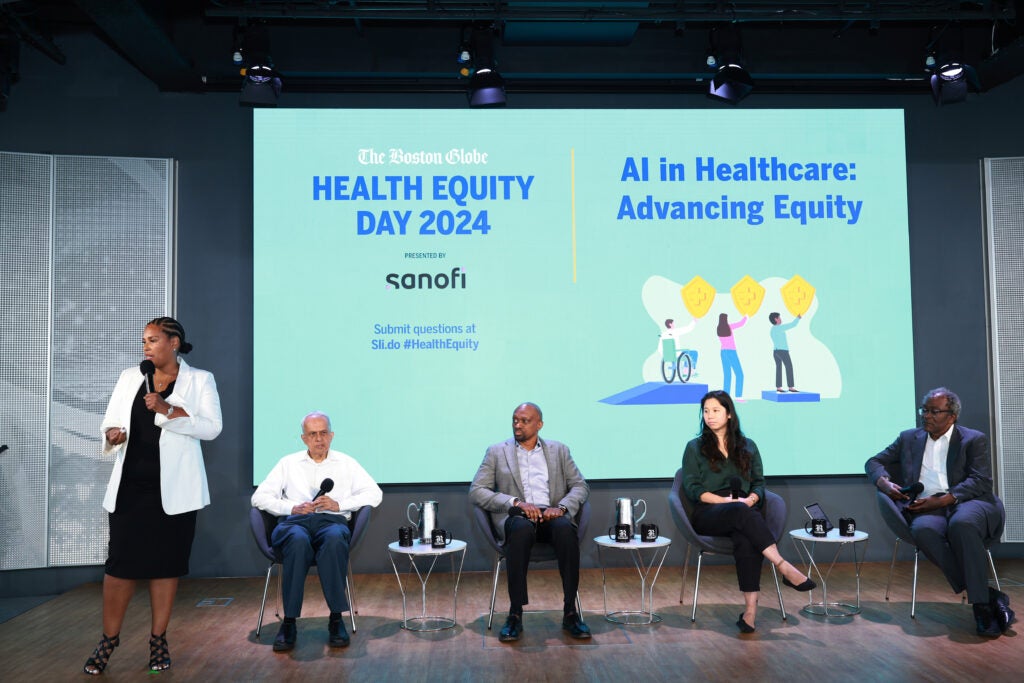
[105, 381, 197, 579]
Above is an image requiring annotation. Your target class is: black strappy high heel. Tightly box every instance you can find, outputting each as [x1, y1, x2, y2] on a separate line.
[149, 632, 171, 672]
[83, 633, 120, 675]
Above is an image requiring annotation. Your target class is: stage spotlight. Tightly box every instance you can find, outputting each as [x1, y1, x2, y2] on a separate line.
[239, 25, 281, 107]
[468, 68, 506, 107]
[241, 65, 281, 107]
[466, 23, 505, 107]
[708, 64, 754, 104]
[929, 61, 978, 105]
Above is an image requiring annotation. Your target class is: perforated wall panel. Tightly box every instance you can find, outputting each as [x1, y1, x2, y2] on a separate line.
[0, 151, 172, 569]
[984, 157, 1024, 543]
[0, 152, 51, 570]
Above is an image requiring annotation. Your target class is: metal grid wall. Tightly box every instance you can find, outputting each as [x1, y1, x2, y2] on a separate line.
[984, 157, 1024, 543]
[0, 152, 172, 569]
[0, 153, 52, 570]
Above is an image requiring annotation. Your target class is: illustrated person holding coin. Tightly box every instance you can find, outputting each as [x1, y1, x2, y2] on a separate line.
[469, 402, 591, 643]
[768, 312, 801, 393]
[681, 390, 815, 634]
[251, 411, 382, 652]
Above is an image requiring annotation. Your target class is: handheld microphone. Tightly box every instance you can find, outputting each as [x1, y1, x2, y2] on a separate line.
[139, 360, 155, 393]
[729, 476, 744, 499]
[899, 482, 924, 500]
[313, 478, 334, 500]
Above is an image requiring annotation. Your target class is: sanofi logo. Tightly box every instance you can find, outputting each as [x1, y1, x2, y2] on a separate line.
[385, 267, 467, 290]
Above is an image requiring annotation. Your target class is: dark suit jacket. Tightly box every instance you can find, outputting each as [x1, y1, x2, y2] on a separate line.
[865, 424, 994, 504]
[468, 437, 589, 544]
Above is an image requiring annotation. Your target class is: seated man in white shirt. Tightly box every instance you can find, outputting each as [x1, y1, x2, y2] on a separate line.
[865, 387, 1012, 636]
[252, 411, 383, 651]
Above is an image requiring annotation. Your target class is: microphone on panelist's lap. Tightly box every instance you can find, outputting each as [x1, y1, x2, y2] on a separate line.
[139, 359, 155, 393]
[899, 482, 924, 501]
[313, 478, 335, 500]
[730, 476, 743, 499]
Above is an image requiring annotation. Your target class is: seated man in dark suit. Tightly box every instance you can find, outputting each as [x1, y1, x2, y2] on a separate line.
[865, 387, 1012, 636]
[469, 402, 591, 642]
[251, 411, 383, 651]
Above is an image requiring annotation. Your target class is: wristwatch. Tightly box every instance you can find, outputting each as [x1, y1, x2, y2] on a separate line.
[166, 406, 175, 417]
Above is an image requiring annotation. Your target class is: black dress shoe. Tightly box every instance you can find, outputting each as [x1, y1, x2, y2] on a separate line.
[974, 603, 1002, 637]
[562, 613, 592, 639]
[736, 614, 756, 634]
[989, 588, 1015, 633]
[328, 614, 351, 648]
[498, 614, 523, 642]
[783, 576, 816, 592]
[273, 620, 297, 651]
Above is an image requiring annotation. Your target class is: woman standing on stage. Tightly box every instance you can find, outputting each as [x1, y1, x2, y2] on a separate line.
[83, 317, 222, 675]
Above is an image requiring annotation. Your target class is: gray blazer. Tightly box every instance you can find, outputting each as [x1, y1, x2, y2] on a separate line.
[469, 437, 589, 544]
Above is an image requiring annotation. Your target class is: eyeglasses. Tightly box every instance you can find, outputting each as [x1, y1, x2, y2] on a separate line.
[917, 407, 953, 417]
[303, 430, 332, 440]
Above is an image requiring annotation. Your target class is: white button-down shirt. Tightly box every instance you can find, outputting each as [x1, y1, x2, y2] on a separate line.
[920, 424, 954, 497]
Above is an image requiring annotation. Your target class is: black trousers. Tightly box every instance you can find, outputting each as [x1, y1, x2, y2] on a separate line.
[692, 501, 775, 592]
[503, 514, 579, 614]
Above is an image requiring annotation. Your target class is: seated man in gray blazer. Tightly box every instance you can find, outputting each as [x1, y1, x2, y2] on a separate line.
[469, 402, 591, 642]
[866, 387, 1012, 636]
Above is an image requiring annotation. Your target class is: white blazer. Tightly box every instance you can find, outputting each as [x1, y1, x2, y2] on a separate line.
[100, 358, 223, 515]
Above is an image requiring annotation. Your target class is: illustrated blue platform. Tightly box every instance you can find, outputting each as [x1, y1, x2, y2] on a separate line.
[601, 382, 709, 405]
[761, 390, 821, 403]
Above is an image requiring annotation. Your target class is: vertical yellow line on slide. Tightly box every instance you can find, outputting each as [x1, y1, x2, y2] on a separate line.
[571, 148, 577, 282]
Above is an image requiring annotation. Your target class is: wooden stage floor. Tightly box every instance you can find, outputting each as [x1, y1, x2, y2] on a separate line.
[2, 560, 1021, 682]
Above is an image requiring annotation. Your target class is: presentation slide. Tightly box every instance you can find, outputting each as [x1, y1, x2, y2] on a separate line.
[253, 108, 915, 485]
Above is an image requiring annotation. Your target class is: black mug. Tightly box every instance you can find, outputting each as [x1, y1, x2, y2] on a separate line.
[838, 517, 856, 536]
[640, 523, 659, 542]
[431, 528, 453, 549]
[608, 524, 631, 542]
[398, 525, 415, 547]
[804, 518, 828, 537]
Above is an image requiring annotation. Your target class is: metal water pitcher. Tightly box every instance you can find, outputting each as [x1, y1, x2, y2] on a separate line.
[614, 497, 647, 536]
[407, 500, 439, 543]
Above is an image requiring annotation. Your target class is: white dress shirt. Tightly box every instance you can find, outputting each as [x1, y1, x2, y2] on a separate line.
[920, 423, 954, 497]
[516, 441, 550, 507]
[251, 449, 383, 519]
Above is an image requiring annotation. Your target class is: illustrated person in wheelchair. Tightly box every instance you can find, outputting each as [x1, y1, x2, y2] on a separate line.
[865, 387, 1013, 637]
[251, 411, 383, 652]
[660, 318, 699, 383]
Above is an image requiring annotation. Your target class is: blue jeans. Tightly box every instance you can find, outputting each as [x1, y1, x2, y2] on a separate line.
[721, 349, 744, 397]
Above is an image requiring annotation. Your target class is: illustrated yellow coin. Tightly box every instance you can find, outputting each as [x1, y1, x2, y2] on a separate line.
[680, 276, 716, 318]
[730, 275, 765, 317]
[781, 275, 816, 317]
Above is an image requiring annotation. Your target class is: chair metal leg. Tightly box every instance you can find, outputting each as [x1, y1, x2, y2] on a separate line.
[885, 538, 900, 601]
[345, 575, 357, 632]
[987, 550, 1001, 591]
[487, 555, 502, 630]
[769, 562, 787, 620]
[911, 549, 919, 619]
[256, 562, 274, 638]
[679, 545, 692, 604]
[691, 551, 705, 622]
[575, 591, 583, 617]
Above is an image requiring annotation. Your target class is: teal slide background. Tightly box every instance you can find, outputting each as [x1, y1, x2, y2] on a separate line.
[254, 109, 914, 484]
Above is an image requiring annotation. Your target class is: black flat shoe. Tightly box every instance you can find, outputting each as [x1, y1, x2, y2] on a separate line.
[83, 633, 119, 675]
[499, 614, 523, 642]
[736, 614, 756, 634]
[273, 620, 297, 652]
[783, 576, 816, 592]
[562, 613, 592, 639]
[974, 603, 1002, 637]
